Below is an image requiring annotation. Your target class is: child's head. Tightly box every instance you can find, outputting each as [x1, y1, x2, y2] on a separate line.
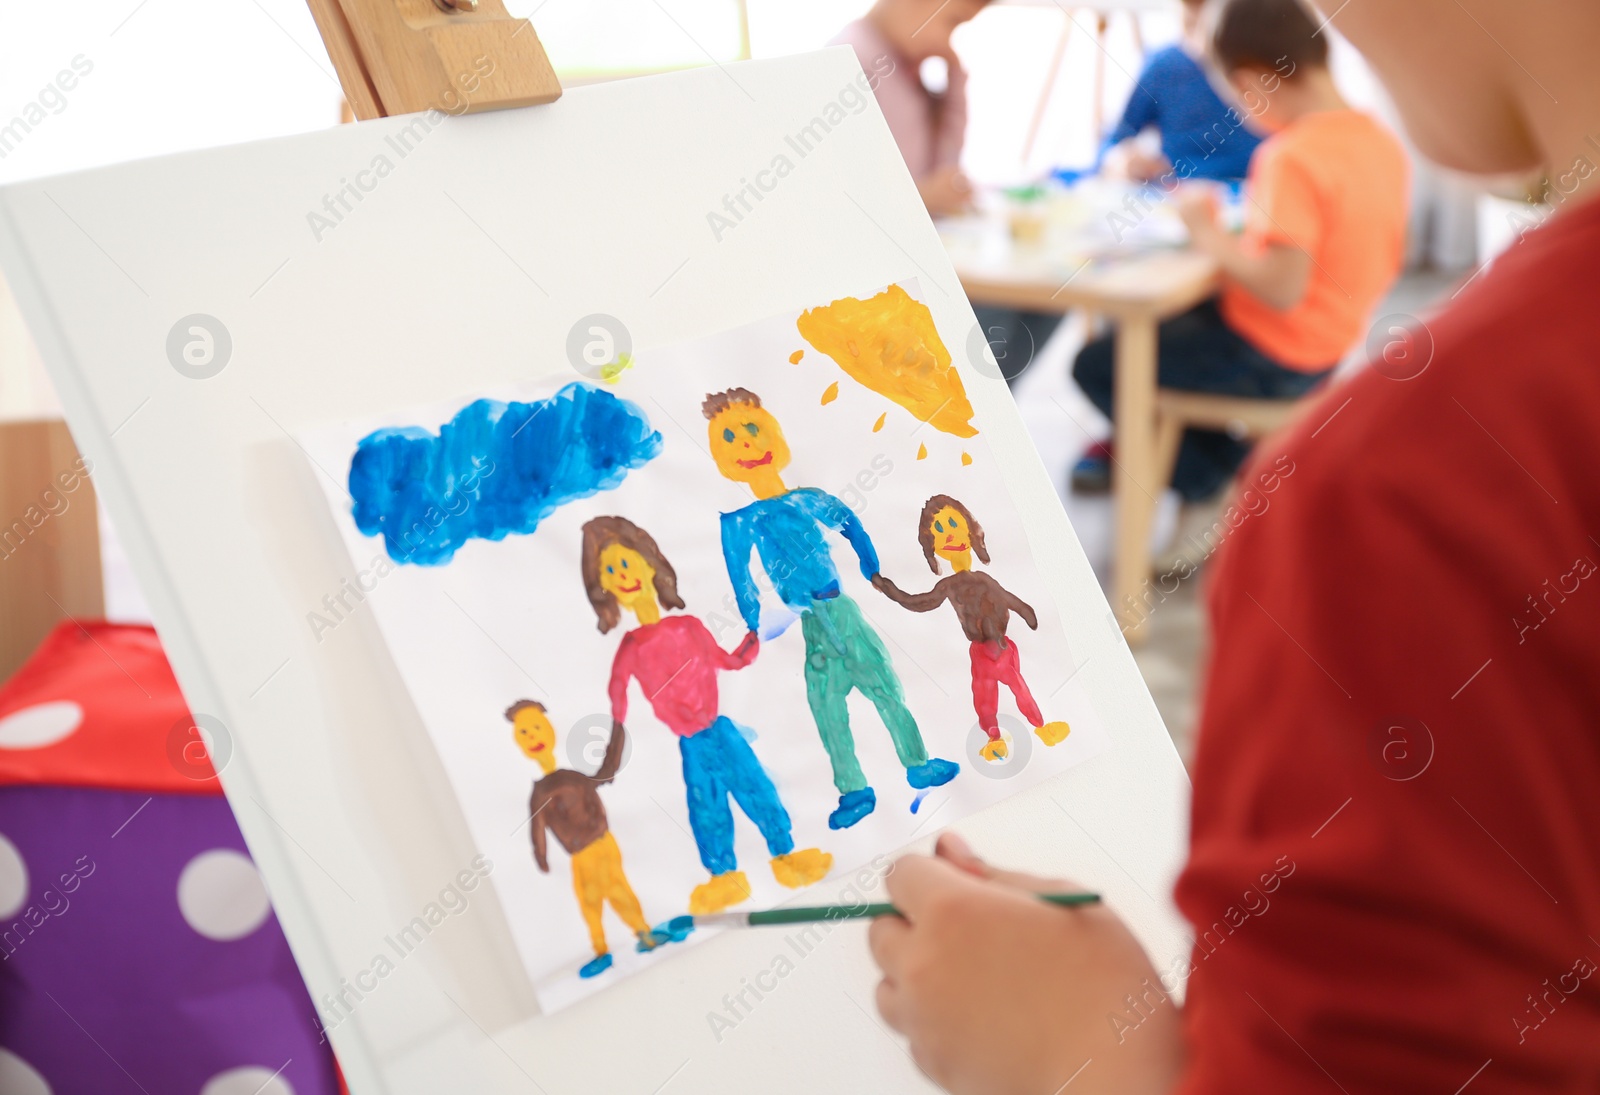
[1210, 0, 1328, 130]
[580, 516, 685, 633]
[918, 494, 990, 574]
[506, 699, 557, 773]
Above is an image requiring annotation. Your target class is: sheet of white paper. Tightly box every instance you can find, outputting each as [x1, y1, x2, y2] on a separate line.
[304, 280, 1110, 1011]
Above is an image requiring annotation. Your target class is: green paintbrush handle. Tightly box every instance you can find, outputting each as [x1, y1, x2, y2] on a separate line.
[745, 891, 1101, 927]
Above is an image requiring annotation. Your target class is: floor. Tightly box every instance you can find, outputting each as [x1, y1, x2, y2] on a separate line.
[1010, 268, 1464, 763]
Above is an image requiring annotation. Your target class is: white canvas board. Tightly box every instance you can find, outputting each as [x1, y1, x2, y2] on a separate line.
[0, 49, 1190, 1093]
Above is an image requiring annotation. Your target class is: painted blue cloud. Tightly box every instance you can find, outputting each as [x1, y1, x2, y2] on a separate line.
[349, 382, 662, 565]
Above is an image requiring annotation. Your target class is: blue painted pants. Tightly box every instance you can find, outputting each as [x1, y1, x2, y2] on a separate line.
[679, 716, 794, 876]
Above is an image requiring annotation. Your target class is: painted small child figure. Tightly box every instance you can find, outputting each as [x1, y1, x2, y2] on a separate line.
[873, 495, 1071, 761]
[510, 700, 665, 978]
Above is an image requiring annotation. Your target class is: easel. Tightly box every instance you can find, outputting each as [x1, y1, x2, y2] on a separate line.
[303, 0, 562, 120]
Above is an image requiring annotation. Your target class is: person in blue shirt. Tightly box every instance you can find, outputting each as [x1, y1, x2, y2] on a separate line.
[1102, 0, 1262, 182]
[702, 388, 959, 829]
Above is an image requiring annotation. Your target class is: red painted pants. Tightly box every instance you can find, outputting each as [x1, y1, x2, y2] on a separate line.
[970, 639, 1043, 739]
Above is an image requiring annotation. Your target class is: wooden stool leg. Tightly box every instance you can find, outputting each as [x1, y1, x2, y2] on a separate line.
[1112, 316, 1160, 643]
[1153, 407, 1184, 491]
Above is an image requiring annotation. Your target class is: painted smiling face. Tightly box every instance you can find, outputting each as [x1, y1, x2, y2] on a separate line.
[928, 505, 973, 571]
[598, 542, 658, 613]
[707, 402, 791, 488]
[512, 705, 558, 774]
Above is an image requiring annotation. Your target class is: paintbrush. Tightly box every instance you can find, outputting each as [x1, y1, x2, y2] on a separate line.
[667, 891, 1101, 933]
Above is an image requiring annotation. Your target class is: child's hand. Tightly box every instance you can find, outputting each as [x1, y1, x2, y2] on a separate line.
[918, 164, 976, 218]
[869, 833, 1183, 1095]
[1176, 185, 1222, 242]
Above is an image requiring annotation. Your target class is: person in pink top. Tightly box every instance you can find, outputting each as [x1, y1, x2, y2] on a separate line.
[830, 0, 989, 217]
[582, 516, 833, 915]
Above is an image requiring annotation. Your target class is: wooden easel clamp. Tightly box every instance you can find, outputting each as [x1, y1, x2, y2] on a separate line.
[304, 0, 562, 120]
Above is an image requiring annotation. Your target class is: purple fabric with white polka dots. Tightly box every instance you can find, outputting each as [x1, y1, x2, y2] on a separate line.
[0, 785, 340, 1095]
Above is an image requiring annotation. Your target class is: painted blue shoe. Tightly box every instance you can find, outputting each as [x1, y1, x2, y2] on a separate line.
[906, 758, 960, 789]
[635, 928, 673, 953]
[578, 952, 614, 979]
[656, 915, 696, 943]
[828, 788, 876, 829]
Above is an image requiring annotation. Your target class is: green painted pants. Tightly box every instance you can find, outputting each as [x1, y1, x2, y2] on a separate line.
[801, 593, 928, 793]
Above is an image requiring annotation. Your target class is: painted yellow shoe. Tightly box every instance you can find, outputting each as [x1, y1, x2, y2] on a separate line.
[771, 848, 833, 888]
[979, 737, 1009, 762]
[689, 870, 752, 915]
[1034, 721, 1071, 746]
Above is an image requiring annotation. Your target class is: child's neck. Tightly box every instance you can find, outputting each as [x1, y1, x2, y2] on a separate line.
[1273, 68, 1351, 127]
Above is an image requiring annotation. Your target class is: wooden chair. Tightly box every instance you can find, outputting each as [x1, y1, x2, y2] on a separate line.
[1150, 390, 1305, 487]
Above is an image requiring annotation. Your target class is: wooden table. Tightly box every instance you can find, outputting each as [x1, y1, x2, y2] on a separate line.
[941, 216, 1219, 644]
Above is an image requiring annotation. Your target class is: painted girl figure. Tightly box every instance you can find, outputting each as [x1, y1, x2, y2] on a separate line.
[873, 495, 1071, 761]
[581, 516, 833, 915]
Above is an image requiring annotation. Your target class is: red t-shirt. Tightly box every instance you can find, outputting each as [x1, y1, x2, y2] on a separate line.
[607, 615, 757, 736]
[1177, 197, 1600, 1092]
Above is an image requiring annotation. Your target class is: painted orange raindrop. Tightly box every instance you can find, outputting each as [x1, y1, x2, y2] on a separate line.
[872, 412, 887, 433]
[789, 350, 804, 364]
[961, 451, 973, 466]
[821, 382, 839, 405]
[916, 443, 928, 460]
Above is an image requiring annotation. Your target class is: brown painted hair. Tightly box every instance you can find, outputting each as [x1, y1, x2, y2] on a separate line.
[918, 494, 989, 573]
[1212, 0, 1326, 75]
[580, 516, 686, 634]
[504, 699, 546, 721]
[701, 387, 762, 421]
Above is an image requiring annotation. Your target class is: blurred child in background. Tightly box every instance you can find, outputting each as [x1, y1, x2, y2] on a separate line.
[1072, 0, 1406, 532]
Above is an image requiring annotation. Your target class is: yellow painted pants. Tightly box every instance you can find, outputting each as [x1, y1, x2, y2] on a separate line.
[570, 831, 650, 955]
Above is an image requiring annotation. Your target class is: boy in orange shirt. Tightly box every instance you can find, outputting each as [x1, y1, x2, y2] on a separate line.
[1071, 0, 1407, 505]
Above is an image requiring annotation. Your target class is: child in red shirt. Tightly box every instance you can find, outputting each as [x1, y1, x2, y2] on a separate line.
[869, 0, 1600, 1091]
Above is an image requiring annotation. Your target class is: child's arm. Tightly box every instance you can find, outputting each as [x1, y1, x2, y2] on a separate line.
[869, 834, 1183, 1095]
[593, 720, 627, 784]
[871, 573, 948, 612]
[530, 788, 551, 873]
[998, 585, 1039, 631]
[606, 641, 634, 726]
[1177, 188, 1312, 311]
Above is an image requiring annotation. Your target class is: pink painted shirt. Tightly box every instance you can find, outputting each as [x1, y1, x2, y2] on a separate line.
[830, 18, 967, 181]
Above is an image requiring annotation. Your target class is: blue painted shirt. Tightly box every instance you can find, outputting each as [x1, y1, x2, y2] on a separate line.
[720, 488, 879, 630]
[1105, 45, 1263, 182]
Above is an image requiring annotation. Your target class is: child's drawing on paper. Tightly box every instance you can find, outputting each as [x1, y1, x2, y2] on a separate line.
[510, 701, 668, 978]
[584, 517, 833, 914]
[874, 496, 1072, 762]
[703, 388, 959, 830]
[313, 279, 1110, 1012]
